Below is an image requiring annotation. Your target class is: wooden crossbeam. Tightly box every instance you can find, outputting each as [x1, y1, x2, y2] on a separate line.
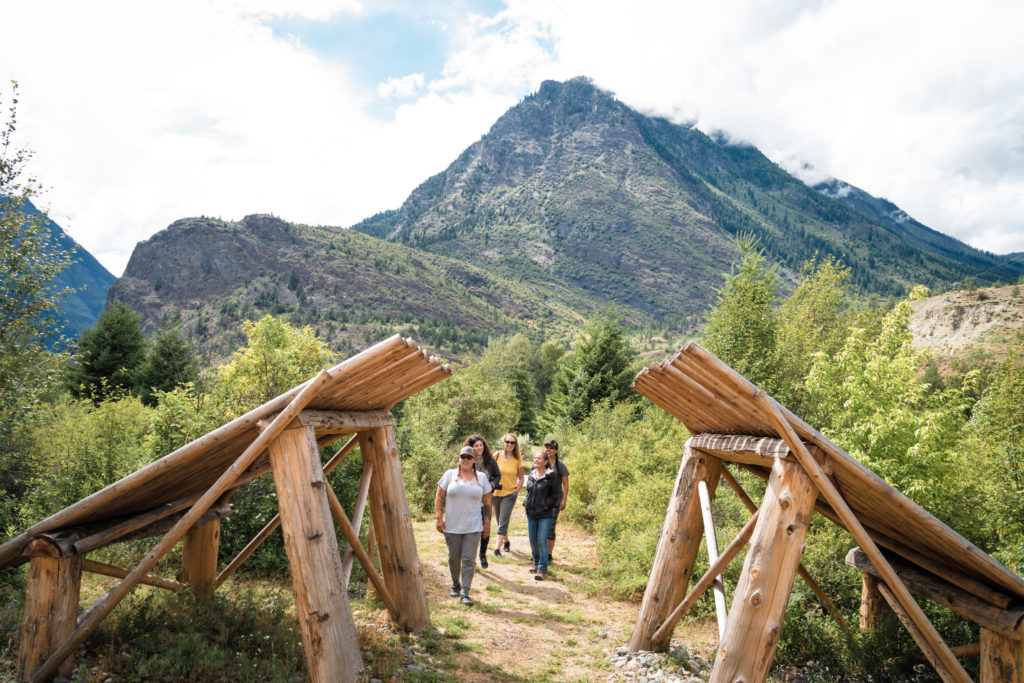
[82, 559, 185, 592]
[846, 548, 1024, 640]
[325, 486, 398, 620]
[28, 369, 333, 683]
[341, 460, 375, 586]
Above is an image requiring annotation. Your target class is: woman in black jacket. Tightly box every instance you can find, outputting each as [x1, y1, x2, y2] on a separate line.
[523, 451, 562, 580]
[465, 434, 500, 568]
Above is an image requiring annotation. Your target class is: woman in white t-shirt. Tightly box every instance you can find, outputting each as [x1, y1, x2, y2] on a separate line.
[435, 445, 493, 606]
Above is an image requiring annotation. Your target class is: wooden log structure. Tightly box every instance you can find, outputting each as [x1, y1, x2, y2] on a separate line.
[5, 337, 450, 681]
[269, 421, 362, 682]
[630, 445, 722, 652]
[629, 341, 1024, 682]
[181, 519, 220, 599]
[20, 539, 82, 680]
[711, 455, 817, 683]
[359, 426, 431, 632]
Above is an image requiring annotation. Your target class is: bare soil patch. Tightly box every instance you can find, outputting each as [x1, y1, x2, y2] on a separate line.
[413, 505, 718, 681]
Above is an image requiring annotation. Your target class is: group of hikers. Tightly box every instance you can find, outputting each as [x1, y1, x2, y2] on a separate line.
[433, 434, 569, 606]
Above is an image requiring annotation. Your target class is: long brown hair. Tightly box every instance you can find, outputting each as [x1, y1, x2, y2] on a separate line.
[463, 434, 494, 467]
[499, 433, 521, 462]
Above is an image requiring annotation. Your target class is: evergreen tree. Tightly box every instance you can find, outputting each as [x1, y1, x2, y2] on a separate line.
[702, 234, 780, 393]
[541, 309, 636, 430]
[66, 302, 147, 401]
[135, 323, 198, 405]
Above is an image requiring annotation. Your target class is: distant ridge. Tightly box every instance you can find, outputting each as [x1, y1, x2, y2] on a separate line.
[20, 200, 115, 344]
[355, 77, 1023, 323]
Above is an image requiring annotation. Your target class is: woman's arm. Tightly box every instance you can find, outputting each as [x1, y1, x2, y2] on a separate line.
[482, 492, 492, 508]
[515, 467, 524, 493]
[434, 486, 446, 533]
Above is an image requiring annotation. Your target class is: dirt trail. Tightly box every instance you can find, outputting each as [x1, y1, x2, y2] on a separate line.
[412, 505, 716, 681]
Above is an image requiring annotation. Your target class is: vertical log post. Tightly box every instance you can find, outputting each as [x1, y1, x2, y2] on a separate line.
[19, 539, 82, 680]
[630, 446, 722, 652]
[269, 422, 362, 682]
[358, 425, 430, 632]
[710, 456, 816, 683]
[981, 628, 1024, 683]
[860, 573, 887, 631]
[181, 519, 220, 600]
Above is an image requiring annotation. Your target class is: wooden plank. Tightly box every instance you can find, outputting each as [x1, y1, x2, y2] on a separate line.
[710, 455, 817, 683]
[749, 389, 972, 683]
[19, 539, 82, 680]
[28, 369, 334, 683]
[82, 559, 185, 592]
[691, 435, 833, 474]
[294, 408, 394, 433]
[359, 426, 431, 632]
[630, 446, 722, 652]
[846, 548, 1024, 640]
[181, 519, 220, 599]
[981, 628, 1024, 682]
[269, 423, 362, 682]
[698, 479, 728, 639]
[653, 508, 760, 644]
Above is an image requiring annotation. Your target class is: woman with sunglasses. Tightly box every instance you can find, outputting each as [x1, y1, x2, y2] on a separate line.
[464, 434, 500, 568]
[492, 433, 524, 557]
[435, 445, 493, 606]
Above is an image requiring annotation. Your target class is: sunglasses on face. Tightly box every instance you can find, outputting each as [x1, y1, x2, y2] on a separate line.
[504, 440, 516, 445]
[459, 454, 474, 460]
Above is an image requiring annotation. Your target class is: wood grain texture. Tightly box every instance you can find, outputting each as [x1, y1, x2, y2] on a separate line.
[630, 446, 722, 652]
[359, 426, 430, 632]
[710, 456, 816, 683]
[269, 424, 362, 682]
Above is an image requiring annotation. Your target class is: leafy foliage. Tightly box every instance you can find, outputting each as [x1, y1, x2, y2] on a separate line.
[135, 322, 198, 405]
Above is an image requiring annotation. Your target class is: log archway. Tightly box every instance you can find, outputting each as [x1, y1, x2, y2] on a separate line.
[1, 335, 448, 682]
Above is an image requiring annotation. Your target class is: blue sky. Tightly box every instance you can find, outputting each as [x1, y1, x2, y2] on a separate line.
[3, 0, 1023, 275]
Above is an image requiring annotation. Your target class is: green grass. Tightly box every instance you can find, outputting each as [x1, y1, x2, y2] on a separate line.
[536, 604, 584, 624]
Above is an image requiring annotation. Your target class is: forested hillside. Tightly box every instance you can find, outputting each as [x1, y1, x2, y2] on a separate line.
[355, 77, 1023, 327]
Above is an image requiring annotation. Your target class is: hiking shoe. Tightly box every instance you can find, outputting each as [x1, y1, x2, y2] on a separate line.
[503, 541, 511, 552]
[530, 565, 537, 573]
[493, 548, 502, 558]
[534, 572, 546, 581]
[460, 595, 474, 606]
[450, 585, 461, 597]
[480, 552, 488, 568]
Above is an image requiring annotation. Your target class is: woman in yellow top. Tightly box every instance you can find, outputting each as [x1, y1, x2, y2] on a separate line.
[491, 433, 524, 557]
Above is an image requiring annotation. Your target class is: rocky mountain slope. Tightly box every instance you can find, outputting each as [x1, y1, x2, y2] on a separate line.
[108, 214, 605, 361]
[355, 78, 1022, 327]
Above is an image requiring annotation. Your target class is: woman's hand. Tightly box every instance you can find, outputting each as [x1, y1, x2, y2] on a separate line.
[436, 518, 446, 533]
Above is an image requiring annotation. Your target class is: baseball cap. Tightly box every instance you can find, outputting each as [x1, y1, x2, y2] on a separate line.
[544, 439, 558, 449]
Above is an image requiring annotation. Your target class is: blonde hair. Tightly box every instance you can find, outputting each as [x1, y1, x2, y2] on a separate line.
[501, 433, 522, 462]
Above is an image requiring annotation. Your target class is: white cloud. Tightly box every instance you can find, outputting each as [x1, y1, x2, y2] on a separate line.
[3, 0, 1024, 277]
[377, 73, 425, 99]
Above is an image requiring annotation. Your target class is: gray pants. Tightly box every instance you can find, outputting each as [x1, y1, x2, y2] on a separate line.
[492, 492, 518, 536]
[444, 532, 481, 594]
